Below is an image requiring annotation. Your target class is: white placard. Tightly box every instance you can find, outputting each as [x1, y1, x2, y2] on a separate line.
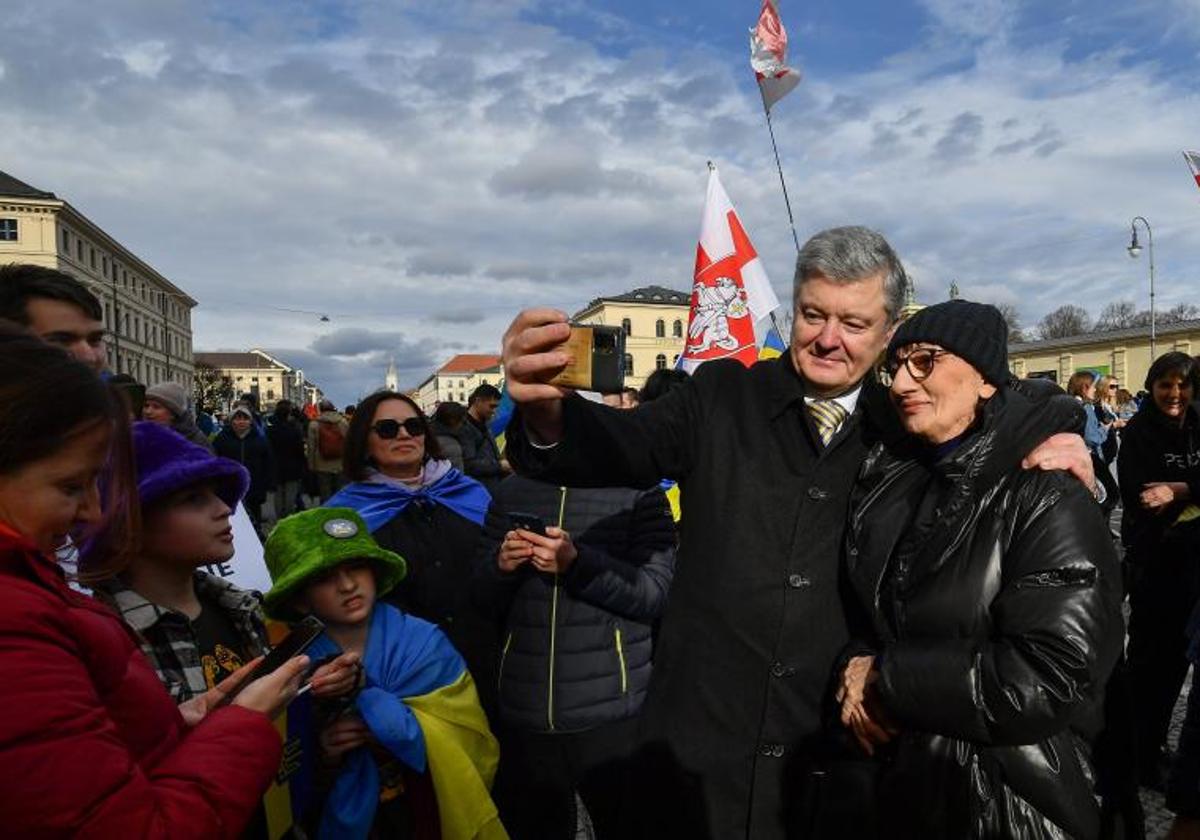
[201, 505, 273, 594]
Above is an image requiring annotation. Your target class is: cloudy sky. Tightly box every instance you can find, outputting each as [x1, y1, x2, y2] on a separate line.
[2, 0, 1197, 403]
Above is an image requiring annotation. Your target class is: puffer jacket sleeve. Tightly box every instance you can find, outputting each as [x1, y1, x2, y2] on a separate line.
[562, 486, 677, 621]
[875, 473, 1123, 745]
[0, 583, 282, 838]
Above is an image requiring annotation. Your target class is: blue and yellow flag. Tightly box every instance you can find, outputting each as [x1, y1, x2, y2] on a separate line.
[759, 324, 787, 360]
[489, 381, 515, 457]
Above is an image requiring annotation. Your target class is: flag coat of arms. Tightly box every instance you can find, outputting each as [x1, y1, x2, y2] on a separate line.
[1184, 150, 1200, 192]
[751, 0, 801, 112]
[680, 168, 781, 373]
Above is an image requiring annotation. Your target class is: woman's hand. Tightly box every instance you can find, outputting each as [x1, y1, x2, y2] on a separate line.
[178, 656, 265, 726]
[836, 655, 898, 756]
[1141, 482, 1180, 510]
[1022, 433, 1095, 493]
[309, 652, 362, 699]
[320, 715, 372, 765]
[231, 655, 310, 720]
[498, 530, 534, 572]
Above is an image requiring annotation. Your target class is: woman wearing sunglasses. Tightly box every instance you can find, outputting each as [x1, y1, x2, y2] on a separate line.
[835, 301, 1123, 838]
[325, 391, 499, 715]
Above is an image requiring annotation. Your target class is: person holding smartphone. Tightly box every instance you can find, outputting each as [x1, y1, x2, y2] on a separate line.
[0, 325, 310, 838]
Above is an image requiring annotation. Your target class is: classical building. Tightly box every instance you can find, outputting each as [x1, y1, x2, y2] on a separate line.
[1009, 319, 1200, 389]
[415, 354, 502, 414]
[0, 170, 197, 389]
[384, 357, 399, 392]
[573, 285, 690, 390]
[194, 349, 311, 412]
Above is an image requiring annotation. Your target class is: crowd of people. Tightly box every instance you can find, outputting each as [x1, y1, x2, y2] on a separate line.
[0, 228, 1199, 839]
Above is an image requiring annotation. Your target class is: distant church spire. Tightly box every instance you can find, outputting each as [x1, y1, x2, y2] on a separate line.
[385, 356, 399, 392]
[949, 281, 960, 301]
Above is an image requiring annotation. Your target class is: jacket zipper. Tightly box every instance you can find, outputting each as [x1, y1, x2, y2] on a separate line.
[547, 486, 568, 731]
[615, 626, 628, 693]
[498, 631, 513, 690]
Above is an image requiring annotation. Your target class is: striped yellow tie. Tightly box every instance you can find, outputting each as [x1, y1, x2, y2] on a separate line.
[808, 399, 848, 446]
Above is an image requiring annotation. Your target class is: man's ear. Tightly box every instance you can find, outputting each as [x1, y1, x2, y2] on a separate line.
[979, 380, 998, 400]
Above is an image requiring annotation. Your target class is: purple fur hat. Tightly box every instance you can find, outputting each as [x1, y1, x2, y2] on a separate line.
[132, 421, 249, 509]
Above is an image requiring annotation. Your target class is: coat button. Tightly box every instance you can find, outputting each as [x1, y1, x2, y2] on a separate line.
[760, 742, 785, 758]
[807, 486, 827, 501]
[787, 574, 810, 589]
[771, 662, 788, 678]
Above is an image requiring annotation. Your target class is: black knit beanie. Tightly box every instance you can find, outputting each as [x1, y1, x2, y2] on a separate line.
[887, 300, 1011, 386]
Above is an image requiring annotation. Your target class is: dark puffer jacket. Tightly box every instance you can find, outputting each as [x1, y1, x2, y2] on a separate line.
[473, 475, 676, 732]
[844, 388, 1123, 839]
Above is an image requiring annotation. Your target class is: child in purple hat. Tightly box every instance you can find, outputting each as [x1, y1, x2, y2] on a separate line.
[92, 422, 361, 839]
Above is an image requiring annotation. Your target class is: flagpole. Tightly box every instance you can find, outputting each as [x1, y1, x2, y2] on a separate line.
[760, 93, 802, 256]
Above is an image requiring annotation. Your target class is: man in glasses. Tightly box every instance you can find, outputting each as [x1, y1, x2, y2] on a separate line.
[497, 226, 1096, 839]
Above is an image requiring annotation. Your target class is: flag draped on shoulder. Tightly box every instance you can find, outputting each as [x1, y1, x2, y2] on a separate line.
[750, 0, 801, 112]
[1184, 150, 1200, 192]
[681, 167, 781, 373]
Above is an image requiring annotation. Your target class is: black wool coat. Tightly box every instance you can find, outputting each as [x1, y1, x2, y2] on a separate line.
[505, 353, 902, 840]
[373, 500, 500, 717]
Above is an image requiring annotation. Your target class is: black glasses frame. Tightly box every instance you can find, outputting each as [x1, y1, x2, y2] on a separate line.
[371, 417, 427, 439]
[888, 348, 950, 382]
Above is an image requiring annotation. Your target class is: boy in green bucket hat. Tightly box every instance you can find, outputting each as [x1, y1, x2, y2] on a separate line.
[264, 508, 507, 840]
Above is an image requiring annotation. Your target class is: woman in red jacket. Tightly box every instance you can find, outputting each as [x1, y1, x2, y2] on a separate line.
[0, 324, 308, 838]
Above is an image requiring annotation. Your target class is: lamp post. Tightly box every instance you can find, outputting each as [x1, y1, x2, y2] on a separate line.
[1127, 216, 1156, 360]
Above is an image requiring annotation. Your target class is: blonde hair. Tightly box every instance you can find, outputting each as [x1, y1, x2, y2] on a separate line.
[1095, 375, 1118, 407]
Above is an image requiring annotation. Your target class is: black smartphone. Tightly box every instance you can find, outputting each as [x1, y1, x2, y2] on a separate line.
[548, 324, 626, 394]
[508, 511, 548, 537]
[216, 615, 325, 706]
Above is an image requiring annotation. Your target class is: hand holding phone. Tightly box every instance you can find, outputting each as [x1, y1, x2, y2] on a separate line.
[508, 511, 548, 537]
[548, 324, 626, 394]
[215, 615, 325, 709]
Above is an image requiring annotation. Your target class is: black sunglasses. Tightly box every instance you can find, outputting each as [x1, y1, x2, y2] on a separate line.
[371, 418, 426, 439]
[887, 348, 949, 382]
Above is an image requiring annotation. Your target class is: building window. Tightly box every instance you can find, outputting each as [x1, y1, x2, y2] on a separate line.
[656, 354, 667, 370]
[0, 219, 16, 241]
[76, 240, 83, 260]
[623, 354, 634, 376]
[673, 354, 680, 366]
[673, 319, 683, 338]
[655, 319, 665, 338]
[104, 302, 111, 328]
[90, 247, 96, 269]
[102, 256, 108, 277]
[62, 229, 70, 252]
[621, 318, 632, 337]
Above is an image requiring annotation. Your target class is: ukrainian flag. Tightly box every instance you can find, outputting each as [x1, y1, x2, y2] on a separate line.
[759, 325, 787, 361]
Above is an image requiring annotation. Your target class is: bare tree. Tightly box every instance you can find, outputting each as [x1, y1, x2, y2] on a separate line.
[1037, 305, 1092, 340]
[992, 303, 1024, 343]
[1161, 303, 1200, 324]
[1095, 301, 1137, 332]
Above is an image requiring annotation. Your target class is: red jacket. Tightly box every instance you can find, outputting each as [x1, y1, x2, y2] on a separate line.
[0, 529, 283, 837]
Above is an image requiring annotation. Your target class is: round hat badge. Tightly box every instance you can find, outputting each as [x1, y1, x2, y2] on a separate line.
[323, 518, 359, 539]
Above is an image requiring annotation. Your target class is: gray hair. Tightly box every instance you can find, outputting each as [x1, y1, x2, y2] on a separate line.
[793, 226, 908, 323]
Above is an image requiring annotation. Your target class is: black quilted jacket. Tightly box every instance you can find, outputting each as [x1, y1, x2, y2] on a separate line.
[472, 475, 676, 733]
[844, 387, 1124, 839]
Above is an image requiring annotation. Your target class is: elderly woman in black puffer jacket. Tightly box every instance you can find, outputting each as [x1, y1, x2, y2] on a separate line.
[836, 301, 1123, 839]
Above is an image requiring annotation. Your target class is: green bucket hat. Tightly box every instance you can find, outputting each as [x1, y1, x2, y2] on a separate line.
[263, 507, 407, 621]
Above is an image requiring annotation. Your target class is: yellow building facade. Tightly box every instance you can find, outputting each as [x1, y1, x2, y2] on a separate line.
[573, 285, 690, 390]
[1009, 319, 1200, 389]
[0, 171, 197, 389]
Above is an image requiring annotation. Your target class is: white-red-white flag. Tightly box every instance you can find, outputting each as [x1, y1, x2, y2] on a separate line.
[681, 167, 782, 373]
[1183, 150, 1200, 192]
[750, 0, 801, 112]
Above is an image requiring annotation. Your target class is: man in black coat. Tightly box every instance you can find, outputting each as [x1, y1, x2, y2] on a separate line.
[499, 226, 1096, 839]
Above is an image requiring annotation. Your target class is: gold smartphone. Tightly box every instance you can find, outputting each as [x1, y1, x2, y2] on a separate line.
[549, 324, 626, 393]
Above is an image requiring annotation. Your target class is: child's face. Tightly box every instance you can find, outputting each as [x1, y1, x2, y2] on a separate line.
[301, 560, 377, 627]
[231, 415, 252, 434]
[141, 481, 235, 566]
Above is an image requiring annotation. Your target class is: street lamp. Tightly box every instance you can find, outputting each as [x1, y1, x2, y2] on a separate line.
[1127, 216, 1156, 360]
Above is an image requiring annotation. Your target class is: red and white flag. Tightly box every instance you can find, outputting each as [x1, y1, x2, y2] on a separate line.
[1184, 150, 1200, 192]
[680, 167, 781, 373]
[750, 0, 801, 112]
